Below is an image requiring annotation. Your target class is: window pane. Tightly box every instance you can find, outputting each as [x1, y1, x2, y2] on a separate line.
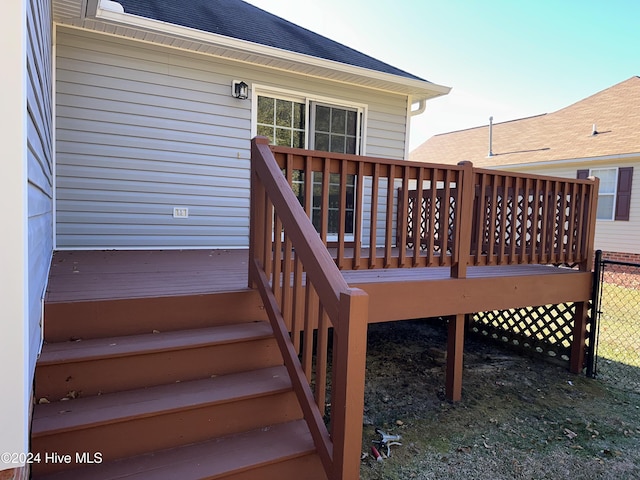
[276, 100, 293, 127]
[293, 130, 305, 149]
[345, 136, 356, 154]
[257, 96, 274, 124]
[591, 168, 617, 194]
[315, 105, 331, 132]
[276, 127, 292, 147]
[345, 210, 354, 234]
[330, 135, 345, 154]
[331, 108, 346, 134]
[312, 209, 321, 232]
[257, 125, 274, 143]
[293, 103, 306, 130]
[596, 194, 614, 220]
[328, 210, 339, 234]
[315, 132, 330, 151]
[346, 111, 357, 136]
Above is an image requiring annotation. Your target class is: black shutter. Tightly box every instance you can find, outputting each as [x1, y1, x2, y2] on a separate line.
[577, 169, 589, 180]
[615, 167, 633, 221]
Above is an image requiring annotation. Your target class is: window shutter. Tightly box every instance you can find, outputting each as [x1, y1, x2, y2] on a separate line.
[615, 167, 633, 221]
[577, 169, 589, 179]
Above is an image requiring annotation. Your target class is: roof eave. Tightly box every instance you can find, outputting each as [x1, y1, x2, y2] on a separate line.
[89, 5, 450, 101]
[486, 151, 640, 170]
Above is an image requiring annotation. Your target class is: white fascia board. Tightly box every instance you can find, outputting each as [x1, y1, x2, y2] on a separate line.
[488, 152, 640, 170]
[92, 4, 451, 101]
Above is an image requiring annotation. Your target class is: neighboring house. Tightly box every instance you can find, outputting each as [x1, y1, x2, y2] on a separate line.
[2, 0, 449, 476]
[411, 76, 640, 263]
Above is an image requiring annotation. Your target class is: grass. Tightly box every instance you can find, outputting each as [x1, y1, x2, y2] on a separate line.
[596, 282, 640, 368]
[359, 319, 640, 480]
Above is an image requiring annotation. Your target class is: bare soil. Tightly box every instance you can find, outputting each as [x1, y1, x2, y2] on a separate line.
[359, 319, 640, 480]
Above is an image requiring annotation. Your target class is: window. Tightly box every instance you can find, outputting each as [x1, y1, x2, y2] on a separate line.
[255, 90, 365, 237]
[577, 167, 634, 221]
[311, 104, 359, 154]
[256, 96, 305, 148]
[312, 173, 356, 236]
[591, 168, 617, 220]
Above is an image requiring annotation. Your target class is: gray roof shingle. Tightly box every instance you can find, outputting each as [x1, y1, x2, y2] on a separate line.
[116, 0, 426, 81]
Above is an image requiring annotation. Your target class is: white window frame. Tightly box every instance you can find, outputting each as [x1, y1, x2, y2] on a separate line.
[252, 85, 368, 241]
[251, 84, 368, 155]
[590, 167, 618, 221]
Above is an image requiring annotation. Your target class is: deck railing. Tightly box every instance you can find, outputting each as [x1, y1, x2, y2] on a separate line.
[466, 168, 599, 269]
[270, 145, 599, 275]
[249, 137, 368, 480]
[271, 146, 467, 271]
[249, 138, 599, 478]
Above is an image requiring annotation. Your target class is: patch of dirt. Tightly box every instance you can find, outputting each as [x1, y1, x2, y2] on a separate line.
[359, 319, 640, 480]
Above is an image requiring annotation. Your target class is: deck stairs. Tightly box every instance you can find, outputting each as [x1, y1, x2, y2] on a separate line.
[31, 289, 327, 479]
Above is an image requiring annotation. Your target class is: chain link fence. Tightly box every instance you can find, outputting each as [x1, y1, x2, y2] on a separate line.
[591, 251, 640, 392]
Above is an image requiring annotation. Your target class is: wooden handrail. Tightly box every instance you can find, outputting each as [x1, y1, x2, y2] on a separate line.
[249, 137, 368, 480]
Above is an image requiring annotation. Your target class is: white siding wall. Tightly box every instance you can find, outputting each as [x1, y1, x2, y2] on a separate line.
[28, 0, 54, 378]
[508, 158, 640, 255]
[55, 28, 410, 249]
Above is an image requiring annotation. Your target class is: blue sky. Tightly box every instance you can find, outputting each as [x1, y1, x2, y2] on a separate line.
[246, 0, 638, 150]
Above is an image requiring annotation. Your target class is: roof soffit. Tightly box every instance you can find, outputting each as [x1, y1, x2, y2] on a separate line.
[54, 0, 450, 102]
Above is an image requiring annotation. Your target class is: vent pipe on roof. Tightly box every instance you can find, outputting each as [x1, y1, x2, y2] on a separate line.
[592, 124, 598, 136]
[487, 116, 494, 157]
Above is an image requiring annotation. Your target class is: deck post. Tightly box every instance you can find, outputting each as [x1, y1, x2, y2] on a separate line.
[249, 137, 270, 288]
[445, 313, 465, 402]
[451, 161, 474, 279]
[331, 288, 368, 480]
[570, 301, 589, 374]
[581, 176, 600, 271]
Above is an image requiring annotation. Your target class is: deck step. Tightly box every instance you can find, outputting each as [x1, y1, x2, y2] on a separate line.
[31, 366, 303, 475]
[35, 321, 282, 400]
[34, 419, 325, 480]
[44, 290, 267, 342]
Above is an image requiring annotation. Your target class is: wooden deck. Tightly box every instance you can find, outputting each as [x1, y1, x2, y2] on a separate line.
[47, 249, 592, 322]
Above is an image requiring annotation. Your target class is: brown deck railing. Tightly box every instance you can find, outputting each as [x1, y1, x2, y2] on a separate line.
[271, 145, 467, 271]
[249, 137, 368, 480]
[466, 168, 599, 269]
[249, 138, 599, 478]
[270, 145, 599, 275]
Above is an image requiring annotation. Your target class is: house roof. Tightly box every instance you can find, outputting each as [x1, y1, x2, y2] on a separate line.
[410, 76, 640, 167]
[116, 0, 422, 81]
[53, 0, 449, 101]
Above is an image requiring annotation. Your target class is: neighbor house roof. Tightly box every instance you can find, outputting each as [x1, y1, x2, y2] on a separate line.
[410, 76, 640, 167]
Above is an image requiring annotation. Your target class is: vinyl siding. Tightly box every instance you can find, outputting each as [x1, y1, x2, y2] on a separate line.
[55, 28, 410, 249]
[27, 0, 53, 378]
[503, 158, 640, 255]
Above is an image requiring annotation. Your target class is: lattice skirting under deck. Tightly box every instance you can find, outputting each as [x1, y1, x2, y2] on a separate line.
[469, 303, 593, 366]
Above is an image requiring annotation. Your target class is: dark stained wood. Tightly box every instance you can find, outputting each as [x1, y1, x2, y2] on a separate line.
[39, 139, 599, 480]
[33, 367, 302, 472]
[36, 322, 283, 400]
[34, 419, 326, 480]
[446, 314, 465, 402]
[47, 250, 591, 324]
[46, 249, 251, 303]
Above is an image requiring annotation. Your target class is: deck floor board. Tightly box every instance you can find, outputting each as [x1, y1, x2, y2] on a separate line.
[46, 249, 583, 304]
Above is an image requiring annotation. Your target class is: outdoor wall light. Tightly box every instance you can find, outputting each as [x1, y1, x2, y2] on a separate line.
[232, 80, 249, 100]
